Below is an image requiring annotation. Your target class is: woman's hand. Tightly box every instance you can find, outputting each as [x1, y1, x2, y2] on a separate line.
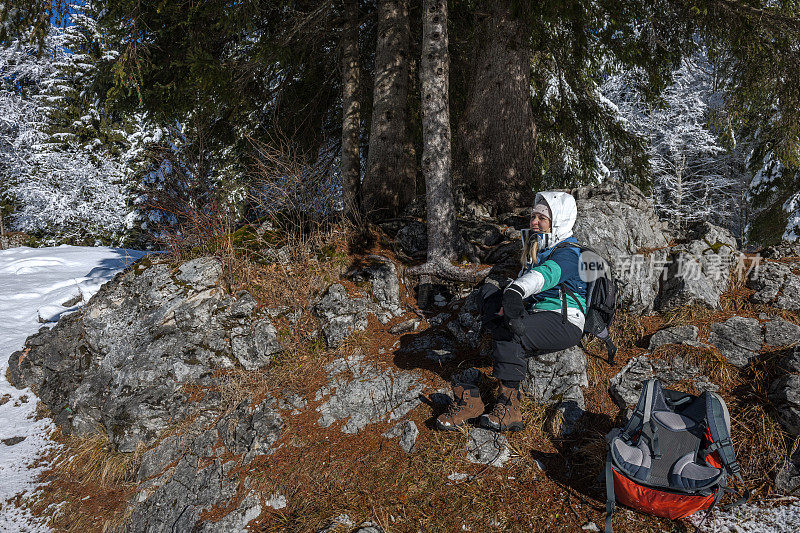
[501, 286, 524, 320]
[502, 286, 527, 340]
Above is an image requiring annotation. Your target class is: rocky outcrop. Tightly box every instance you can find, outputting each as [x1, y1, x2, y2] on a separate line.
[764, 317, 800, 346]
[130, 398, 282, 532]
[315, 354, 423, 433]
[572, 180, 670, 314]
[314, 256, 405, 349]
[748, 260, 800, 311]
[709, 316, 764, 367]
[657, 222, 740, 311]
[522, 345, 587, 404]
[8, 257, 282, 452]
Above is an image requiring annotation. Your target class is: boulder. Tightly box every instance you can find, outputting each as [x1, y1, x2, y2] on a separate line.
[397, 329, 458, 363]
[649, 325, 700, 350]
[459, 220, 503, 247]
[521, 345, 588, 405]
[762, 242, 800, 259]
[764, 318, 800, 346]
[776, 274, 800, 311]
[521, 345, 588, 435]
[709, 316, 763, 367]
[130, 398, 282, 532]
[346, 255, 404, 317]
[8, 257, 282, 452]
[609, 356, 717, 412]
[572, 181, 670, 314]
[657, 222, 740, 311]
[768, 347, 800, 436]
[315, 354, 423, 433]
[395, 221, 428, 258]
[749, 261, 793, 304]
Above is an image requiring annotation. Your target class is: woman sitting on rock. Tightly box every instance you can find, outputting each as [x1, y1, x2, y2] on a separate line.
[436, 191, 587, 432]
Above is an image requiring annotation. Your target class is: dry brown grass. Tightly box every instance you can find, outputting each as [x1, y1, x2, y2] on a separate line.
[27, 430, 142, 533]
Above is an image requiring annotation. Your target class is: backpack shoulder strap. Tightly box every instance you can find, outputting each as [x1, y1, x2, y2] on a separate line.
[703, 392, 751, 507]
[621, 379, 655, 441]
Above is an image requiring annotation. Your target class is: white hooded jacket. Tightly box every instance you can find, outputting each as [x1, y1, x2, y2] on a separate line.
[506, 191, 585, 330]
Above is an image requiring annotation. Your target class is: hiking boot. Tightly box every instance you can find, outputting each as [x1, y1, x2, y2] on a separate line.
[480, 385, 525, 432]
[435, 385, 485, 431]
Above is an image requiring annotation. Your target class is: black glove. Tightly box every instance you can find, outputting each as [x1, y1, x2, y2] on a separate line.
[502, 285, 526, 341]
[501, 285, 525, 320]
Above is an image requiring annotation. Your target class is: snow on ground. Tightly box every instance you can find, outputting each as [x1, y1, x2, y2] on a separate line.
[693, 499, 800, 532]
[0, 245, 146, 531]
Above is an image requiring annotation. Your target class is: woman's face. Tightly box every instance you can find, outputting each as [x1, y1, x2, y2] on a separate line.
[530, 212, 552, 233]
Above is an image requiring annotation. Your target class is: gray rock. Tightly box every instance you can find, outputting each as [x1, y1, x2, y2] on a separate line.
[521, 345, 588, 406]
[395, 221, 427, 258]
[466, 427, 511, 467]
[464, 202, 491, 219]
[572, 180, 670, 314]
[459, 220, 503, 247]
[609, 356, 717, 411]
[520, 345, 588, 436]
[765, 318, 800, 346]
[777, 274, 800, 311]
[383, 421, 418, 453]
[397, 330, 458, 363]
[198, 491, 262, 532]
[316, 355, 423, 433]
[709, 316, 763, 367]
[347, 255, 404, 316]
[658, 223, 739, 311]
[775, 443, 800, 496]
[313, 284, 373, 349]
[317, 514, 356, 533]
[7, 257, 282, 452]
[762, 242, 800, 260]
[768, 348, 800, 436]
[552, 399, 585, 438]
[314, 258, 404, 349]
[659, 253, 722, 310]
[128, 399, 282, 533]
[649, 325, 699, 350]
[749, 261, 793, 304]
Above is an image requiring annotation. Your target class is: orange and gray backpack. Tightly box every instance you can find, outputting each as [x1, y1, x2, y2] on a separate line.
[604, 379, 750, 532]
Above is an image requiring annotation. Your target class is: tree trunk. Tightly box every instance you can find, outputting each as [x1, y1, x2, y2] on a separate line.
[453, 1, 536, 213]
[420, 0, 456, 264]
[362, 0, 415, 219]
[409, 0, 488, 286]
[341, 0, 362, 218]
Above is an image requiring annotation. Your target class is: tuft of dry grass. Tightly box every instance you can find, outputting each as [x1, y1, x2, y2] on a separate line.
[28, 430, 142, 533]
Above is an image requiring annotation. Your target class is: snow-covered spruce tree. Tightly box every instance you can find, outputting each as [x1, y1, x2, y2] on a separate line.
[2, 5, 163, 246]
[601, 49, 742, 232]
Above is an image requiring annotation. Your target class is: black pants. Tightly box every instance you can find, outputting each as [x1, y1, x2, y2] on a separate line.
[481, 288, 583, 383]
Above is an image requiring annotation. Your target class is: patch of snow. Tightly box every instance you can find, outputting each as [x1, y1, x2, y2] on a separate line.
[693, 500, 800, 532]
[0, 245, 147, 531]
